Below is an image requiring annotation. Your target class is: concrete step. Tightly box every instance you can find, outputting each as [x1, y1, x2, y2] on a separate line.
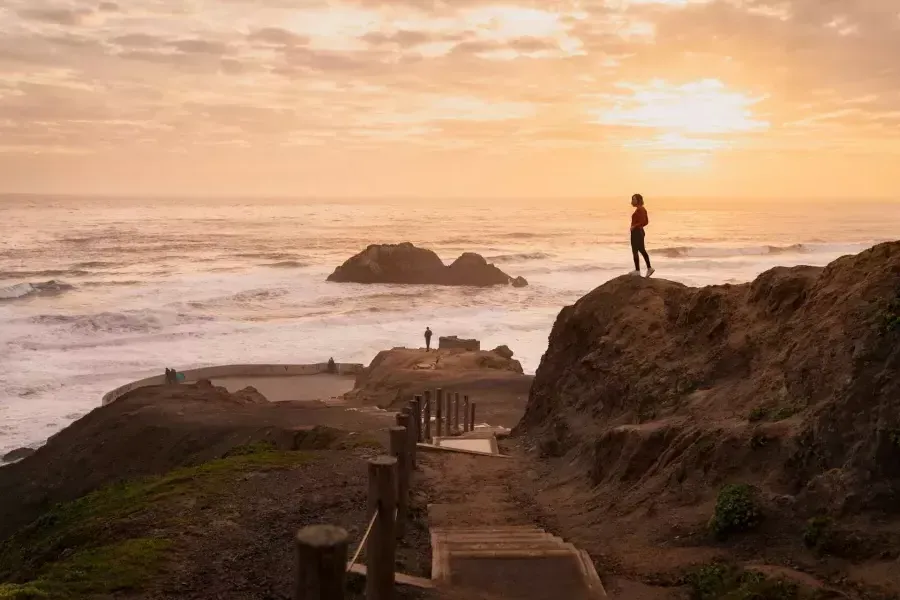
[436, 534, 564, 545]
[431, 526, 548, 535]
[440, 541, 578, 553]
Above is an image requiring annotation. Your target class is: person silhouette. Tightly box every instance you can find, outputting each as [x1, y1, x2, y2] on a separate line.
[630, 193, 655, 278]
[424, 327, 433, 351]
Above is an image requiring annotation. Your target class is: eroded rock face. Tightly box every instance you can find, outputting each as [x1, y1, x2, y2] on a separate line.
[327, 243, 527, 287]
[517, 241, 900, 520]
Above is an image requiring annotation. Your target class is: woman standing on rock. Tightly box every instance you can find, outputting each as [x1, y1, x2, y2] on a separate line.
[630, 193, 655, 278]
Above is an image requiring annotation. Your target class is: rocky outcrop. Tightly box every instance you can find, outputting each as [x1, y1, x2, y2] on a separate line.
[511, 276, 528, 288]
[517, 241, 900, 529]
[347, 347, 528, 408]
[439, 336, 481, 351]
[326, 243, 527, 287]
[492, 345, 514, 359]
[1, 447, 35, 463]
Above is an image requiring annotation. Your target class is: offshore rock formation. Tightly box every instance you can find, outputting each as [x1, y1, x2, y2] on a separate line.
[327, 243, 528, 287]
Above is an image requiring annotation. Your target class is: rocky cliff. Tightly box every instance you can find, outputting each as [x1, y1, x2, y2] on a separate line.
[515, 242, 900, 582]
[327, 243, 527, 287]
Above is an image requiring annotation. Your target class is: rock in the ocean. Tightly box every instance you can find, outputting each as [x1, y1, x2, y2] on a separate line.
[327, 242, 527, 287]
[446, 253, 512, 286]
[512, 276, 528, 288]
[492, 345, 514, 359]
[2, 447, 35, 463]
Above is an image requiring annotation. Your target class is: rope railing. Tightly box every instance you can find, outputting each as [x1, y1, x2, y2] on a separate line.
[346, 511, 378, 571]
[294, 388, 477, 600]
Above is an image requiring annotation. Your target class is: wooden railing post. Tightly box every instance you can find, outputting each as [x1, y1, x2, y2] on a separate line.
[463, 395, 470, 432]
[367, 456, 397, 600]
[413, 395, 423, 443]
[389, 426, 409, 540]
[423, 391, 432, 443]
[402, 405, 417, 470]
[435, 388, 444, 438]
[469, 401, 476, 431]
[294, 525, 348, 600]
[453, 393, 460, 434]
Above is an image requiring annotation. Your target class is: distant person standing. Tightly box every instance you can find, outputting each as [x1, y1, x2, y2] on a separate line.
[630, 193, 655, 278]
[424, 327, 433, 351]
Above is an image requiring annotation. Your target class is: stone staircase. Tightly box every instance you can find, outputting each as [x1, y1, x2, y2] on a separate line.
[430, 519, 606, 599]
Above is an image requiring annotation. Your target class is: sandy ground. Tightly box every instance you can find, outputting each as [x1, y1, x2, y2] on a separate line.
[198, 374, 356, 402]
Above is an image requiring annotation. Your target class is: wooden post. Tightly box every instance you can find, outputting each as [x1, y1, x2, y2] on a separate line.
[402, 405, 417, 470]
[294, 525, 348, 600]
[423, 391, 432, 443]
[413, 395, 423, 442]
[435, 388, 443, 438]
[367, 456, 397, 600]
[389, 426, 409, 540]
[453, 393, 461, 434]
[463, 395, 470, 432]
[469, 401, 476, 431]
[397, 406, 416, 469]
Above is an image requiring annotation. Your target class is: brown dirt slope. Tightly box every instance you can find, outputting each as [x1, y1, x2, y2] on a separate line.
[0, 382, 394, 542]
[514, 241, 900, 597]
[346, 347, 532, 425]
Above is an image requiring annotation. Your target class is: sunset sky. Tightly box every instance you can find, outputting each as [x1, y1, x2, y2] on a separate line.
[1, 0, 899, 198]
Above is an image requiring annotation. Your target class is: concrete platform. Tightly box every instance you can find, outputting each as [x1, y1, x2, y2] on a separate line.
[198, 373, 355, 402]
[434, 437, 496, 454]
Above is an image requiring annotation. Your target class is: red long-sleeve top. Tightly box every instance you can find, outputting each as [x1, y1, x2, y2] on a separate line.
[631, 206, 649, 229]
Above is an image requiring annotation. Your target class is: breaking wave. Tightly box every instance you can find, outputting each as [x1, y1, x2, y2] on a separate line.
[487, 252, 552, 263]
[653, 242, 871, 259]
[0, 280, 75, 300]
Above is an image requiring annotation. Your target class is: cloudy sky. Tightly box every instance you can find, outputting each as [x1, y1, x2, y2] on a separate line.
[1, 0, 898, 198]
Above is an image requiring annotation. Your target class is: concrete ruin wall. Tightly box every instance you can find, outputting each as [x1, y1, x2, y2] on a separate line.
[101, 362, 365, 406]
[438, 336, 481, 351]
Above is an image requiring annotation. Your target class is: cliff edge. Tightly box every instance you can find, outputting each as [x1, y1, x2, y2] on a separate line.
[514, 241, 900, 595]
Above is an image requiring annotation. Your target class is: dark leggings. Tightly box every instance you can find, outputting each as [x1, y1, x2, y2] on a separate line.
[631, 228, 651, 270]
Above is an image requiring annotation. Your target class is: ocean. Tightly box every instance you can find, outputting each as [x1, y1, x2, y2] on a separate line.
[1, 195, 897, 455]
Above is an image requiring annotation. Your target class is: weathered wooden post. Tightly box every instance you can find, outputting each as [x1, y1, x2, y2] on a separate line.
[453, 393, 461, 434]
[469, 401, 476, 432]
[389, 426, 409, 539]
[463, 395, 470, 432]
[413, 395, 423, 442]
[367, 456, 397, 600]
[423, 390, 432, 443]
[435, 388, 444, 438]
[401, 405, 417, 470]
[294, 525, 348, 600]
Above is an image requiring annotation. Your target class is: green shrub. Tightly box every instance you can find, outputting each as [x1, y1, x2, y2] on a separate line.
[686, 564, 800, 600]
[748, 407, 769, 422]
[710, 483, 761, 539]
[803, 516, 834, 550]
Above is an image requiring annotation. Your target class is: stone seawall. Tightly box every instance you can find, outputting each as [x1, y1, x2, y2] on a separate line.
[100, 363, 365, 406]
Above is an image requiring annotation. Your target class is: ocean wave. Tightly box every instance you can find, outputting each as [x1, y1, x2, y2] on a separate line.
[29, 310, 168, 334]
[0, 269, 89, 279]
[264, 260, 308, 269]
[487, 252, 552, 263]
[233, 252, 301, 261]
[0, 280, 75, 300]
[654, 242, 859, 259]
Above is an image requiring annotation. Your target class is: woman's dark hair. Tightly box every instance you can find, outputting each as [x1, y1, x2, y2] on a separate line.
[632, 193, 644, 205]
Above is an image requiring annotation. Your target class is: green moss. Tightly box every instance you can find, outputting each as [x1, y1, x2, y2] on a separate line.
[0, 448, 312, 596]
[0, 538, 171, 599]
[686, 564, 802, 600]
[710, 483, 761, 540]
[889, 429, 900, 449]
